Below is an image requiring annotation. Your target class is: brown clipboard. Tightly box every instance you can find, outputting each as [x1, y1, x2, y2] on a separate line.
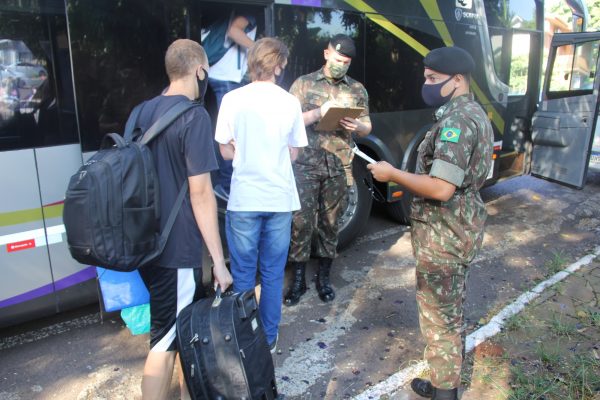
[315, 106, 364, 131]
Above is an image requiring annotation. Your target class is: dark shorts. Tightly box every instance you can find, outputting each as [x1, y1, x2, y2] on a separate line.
[139, 266, 205, 352]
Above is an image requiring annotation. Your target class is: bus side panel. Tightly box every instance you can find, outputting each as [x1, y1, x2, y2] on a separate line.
[0, 150, 56, 327]
[35, 144, 97, 313]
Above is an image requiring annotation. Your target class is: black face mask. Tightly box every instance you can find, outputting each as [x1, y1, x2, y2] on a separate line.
[196, 67, 209, 103]
[421, 76, 455, 107]
[275, 67, 286, 86]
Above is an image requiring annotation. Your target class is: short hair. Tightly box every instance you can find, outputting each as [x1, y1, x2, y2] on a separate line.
[247, 37, 289, 82]
[165, 39, 207, 82]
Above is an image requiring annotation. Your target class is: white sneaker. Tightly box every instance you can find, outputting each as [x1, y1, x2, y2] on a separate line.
[269, 334, 278, 354]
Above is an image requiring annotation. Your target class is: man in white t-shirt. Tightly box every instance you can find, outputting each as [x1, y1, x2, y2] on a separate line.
[214, 37, 307, 352]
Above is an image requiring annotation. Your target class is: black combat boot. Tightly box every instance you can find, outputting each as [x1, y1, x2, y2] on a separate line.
[410, 378, 434, 398]
[283, 262, 307, 307]
[316, 257, 335, 302]
[410, 378, 458, 400]
[432, 388, 458, 400]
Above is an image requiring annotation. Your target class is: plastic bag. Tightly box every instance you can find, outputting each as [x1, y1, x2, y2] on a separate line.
[96, 267, 150, 312]
[120, 303, 151, 335]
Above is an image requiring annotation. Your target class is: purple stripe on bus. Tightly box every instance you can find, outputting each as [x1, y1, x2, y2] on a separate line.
[291, 0, 321, 6]
[0, 267, 96, 309]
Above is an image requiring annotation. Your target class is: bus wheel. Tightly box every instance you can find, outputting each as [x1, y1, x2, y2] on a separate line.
[337, 158, 373, 249]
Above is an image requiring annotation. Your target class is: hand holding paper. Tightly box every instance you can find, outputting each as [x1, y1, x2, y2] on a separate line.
[320, 100, 338, 118]
[367, 160, 396, 182]
[316, 106, 364, 131]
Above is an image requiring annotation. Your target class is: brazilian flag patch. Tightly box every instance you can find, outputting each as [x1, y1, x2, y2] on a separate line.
[441, 127, 461, 143]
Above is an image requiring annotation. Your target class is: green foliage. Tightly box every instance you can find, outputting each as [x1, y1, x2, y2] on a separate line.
[548, 0, 600, 31]
[508, 54, 529, 95]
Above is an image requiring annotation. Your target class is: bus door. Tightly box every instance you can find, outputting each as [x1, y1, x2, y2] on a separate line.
[530, 32, 600, 188]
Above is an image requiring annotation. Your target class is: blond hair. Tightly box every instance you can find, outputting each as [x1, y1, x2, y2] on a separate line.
[247, 37, 289, 82]
[165, 39, 207, 81]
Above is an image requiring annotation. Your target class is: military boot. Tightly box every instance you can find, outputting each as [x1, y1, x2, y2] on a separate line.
[410, 378, 457, 400]
[432, 388, 458, 400]
[410, 378, 433, 398]
[316, 257, 335, 302]
[283, 262, 307, 307]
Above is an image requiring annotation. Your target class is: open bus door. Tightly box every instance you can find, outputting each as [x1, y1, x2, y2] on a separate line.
[530, 32, 600, 189]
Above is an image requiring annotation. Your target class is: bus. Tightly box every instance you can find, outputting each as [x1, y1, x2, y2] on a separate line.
[1, 0, 598, 328]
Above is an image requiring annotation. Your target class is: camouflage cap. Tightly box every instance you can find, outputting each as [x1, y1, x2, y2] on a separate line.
[423, 46, 475, 75]
[329, 34, 356, 58]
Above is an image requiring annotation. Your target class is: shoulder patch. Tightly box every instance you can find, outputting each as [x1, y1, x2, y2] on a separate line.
[441, 127, 461, 143]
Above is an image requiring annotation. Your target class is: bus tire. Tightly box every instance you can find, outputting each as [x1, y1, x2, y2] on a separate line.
[337, 158, 373, 250]
[385, 197, 412, 225]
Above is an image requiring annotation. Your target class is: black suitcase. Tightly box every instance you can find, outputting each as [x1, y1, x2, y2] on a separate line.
[177, 289, 278, 400]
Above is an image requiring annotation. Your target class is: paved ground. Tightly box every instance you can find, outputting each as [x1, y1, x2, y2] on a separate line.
[1, 169, 599, 399]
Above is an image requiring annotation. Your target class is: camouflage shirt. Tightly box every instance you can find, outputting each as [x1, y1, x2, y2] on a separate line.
[289, 67, 370, 185]
[410, 94, 493, 264]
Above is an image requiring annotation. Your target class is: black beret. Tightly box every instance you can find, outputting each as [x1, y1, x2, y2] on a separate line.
[329, 34, 356, 58]
[423, 46, 475, 75]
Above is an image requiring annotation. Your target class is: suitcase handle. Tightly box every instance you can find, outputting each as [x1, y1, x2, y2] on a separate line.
[212, 287, 223, 308]
[236, 290, 258, 320]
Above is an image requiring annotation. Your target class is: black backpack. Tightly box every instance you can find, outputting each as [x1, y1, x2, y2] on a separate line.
[63, 100, 197, 272]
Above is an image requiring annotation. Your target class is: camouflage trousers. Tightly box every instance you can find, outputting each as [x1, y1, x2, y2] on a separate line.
[415, 259, 469, 389]
[288, 165, 347, 262]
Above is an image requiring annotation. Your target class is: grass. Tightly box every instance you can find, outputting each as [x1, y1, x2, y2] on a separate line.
[506, 352, 600, 400]
[545, 250, 569, 275]
[535, 342, 561, 367]
[503, 312, 530, 333]
[549, 312, 578, 338]
[460, 262, 600, 400]
[589, 311, 600, 327]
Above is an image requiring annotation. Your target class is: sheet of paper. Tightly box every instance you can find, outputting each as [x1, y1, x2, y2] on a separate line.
[315, 106, 364, 131]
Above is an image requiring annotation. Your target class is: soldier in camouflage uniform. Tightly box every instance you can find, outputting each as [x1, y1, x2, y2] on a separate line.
[283, 34, 372, 306]
[368, 47, 493, 400]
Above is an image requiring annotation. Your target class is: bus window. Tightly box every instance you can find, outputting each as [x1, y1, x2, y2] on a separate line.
[489, 30, 532, 95]
[485, 0, 538, 96]
[365, 16, 443, 113]
[274, 6, 364, 89]
[484, 0, 537, 30]
[68, 0, 191, 152]
[0, 5, 77, 151]
[548, 40, 599, 96]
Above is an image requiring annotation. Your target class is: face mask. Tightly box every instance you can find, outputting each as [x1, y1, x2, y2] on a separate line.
[275, 67, 286, 86]
[195, 67, 209, 103]
[421, 76, 456, 107]
[327, 60, 350, 79]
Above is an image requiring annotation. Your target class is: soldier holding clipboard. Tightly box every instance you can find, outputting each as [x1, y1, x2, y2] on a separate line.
[284, 34, 371, 307]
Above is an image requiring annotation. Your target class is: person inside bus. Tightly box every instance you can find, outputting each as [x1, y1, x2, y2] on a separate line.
[135, 39, 232, 400]
[205, 10, 257, 200]
[215, 37, 307, 353]
[284, 34, 371, 307]
[367, 46, 493, 400]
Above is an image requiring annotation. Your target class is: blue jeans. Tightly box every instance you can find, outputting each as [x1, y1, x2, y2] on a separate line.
[225, 211, 292, 345]
[209, 78, 244, 191]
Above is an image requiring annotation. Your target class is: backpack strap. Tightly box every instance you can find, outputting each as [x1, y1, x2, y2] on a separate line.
[140, 101, 198, 145]
[156, 179, 189, 254]
[144, 100, 198, 253]
[123, 102, 145, 142]
[101, 132, 128, 149]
